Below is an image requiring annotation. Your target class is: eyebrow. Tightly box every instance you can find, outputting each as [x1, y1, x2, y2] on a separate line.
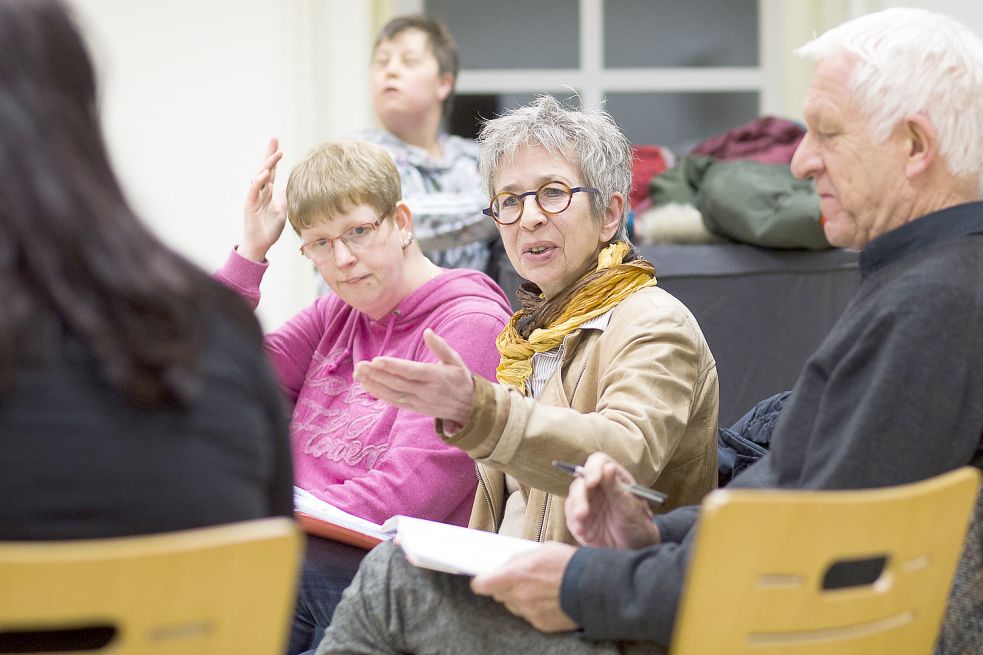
[497, 175, 574, 194]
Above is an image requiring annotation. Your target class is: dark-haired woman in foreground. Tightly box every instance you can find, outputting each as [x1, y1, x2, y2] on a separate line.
[0, 0, 292, 540]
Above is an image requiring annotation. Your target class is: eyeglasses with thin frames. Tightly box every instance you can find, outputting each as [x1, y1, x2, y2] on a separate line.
[299, 213, 389, 262]
[482, 180, 600, 225]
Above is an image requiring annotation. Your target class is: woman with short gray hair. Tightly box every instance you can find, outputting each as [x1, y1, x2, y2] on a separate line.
[323, 95, 720, 653]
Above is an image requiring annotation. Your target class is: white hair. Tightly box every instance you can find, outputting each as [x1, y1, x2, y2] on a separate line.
[797, 7, 983, 179]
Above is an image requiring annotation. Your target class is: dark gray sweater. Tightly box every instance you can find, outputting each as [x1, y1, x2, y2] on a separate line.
[561, 201, 983, 645]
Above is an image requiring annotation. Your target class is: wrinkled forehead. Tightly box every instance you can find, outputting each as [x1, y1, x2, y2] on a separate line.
[492, 143, 583, 191]
[802, 53, 861, 116]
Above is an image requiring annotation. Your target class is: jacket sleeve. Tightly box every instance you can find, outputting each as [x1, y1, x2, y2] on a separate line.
[559, 505, 700, 644]
[213, 246, 266, 309]
[560, 530, 694, 644]
[446, 290, 713, 496]
[312, 309, 508, 525]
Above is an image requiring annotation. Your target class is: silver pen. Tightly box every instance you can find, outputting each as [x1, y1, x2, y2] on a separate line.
[552, 459, 668, 506]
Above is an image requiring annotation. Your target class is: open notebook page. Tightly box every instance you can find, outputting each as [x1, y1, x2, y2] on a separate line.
[383, 515, 542, 576]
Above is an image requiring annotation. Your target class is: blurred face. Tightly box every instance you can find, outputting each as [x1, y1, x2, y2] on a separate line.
[300, 204, 411, 320]
[493, 145, 621, 298]
[790, 53, 910, 249]
[371, 29, 452, 133]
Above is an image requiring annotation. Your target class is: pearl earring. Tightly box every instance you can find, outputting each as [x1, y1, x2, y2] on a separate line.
[401, 233, 415, 250]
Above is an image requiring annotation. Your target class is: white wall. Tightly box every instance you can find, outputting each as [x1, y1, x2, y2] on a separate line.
[774, 1, 983, 122]
[69, 0, 374, 329]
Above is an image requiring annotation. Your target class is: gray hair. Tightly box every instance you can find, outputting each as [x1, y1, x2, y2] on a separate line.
[797, 8, 983, 180]
[477, 95, 633, 244]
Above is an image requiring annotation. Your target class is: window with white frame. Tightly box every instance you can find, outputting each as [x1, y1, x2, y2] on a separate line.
[416, 0, 781, 154]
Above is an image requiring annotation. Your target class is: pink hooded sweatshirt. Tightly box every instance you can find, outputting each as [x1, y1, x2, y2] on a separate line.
[216, 249, 512, 525]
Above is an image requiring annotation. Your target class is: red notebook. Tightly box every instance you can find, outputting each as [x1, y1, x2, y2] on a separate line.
[293, 487, 394, 550]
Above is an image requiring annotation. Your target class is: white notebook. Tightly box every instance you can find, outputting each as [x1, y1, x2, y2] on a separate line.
[382, 515, 542, 576]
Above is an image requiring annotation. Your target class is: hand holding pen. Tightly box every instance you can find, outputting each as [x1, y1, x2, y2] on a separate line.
[558, 453, 664, 550]
[552, 460, 668, 507]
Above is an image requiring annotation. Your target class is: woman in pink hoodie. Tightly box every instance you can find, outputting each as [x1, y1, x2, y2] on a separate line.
[216, 139, 511, 652]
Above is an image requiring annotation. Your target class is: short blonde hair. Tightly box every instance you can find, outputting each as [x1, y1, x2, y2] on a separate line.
[286, 141, 401, 233]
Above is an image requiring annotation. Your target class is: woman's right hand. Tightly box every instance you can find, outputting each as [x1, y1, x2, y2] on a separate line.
[239, 137, 286, 263]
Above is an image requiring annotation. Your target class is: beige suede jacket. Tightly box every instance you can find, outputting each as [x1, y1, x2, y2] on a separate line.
[441, 285, 719, 544]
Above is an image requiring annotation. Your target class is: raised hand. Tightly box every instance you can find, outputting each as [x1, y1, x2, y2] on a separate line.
[240, 137, 286, 262]
[353, 328, 475, 426]
[564, 452, 662, 550]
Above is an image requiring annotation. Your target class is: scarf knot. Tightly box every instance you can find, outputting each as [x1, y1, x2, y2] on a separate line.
[495, 241, 656, 392]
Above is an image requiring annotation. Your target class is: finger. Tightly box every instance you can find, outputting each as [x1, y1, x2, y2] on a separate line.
[361, 356, 450, 386]
[268, 151, 281, 186]
[257, 150, 283, 179]
[255, 138, 283, 179]
[423, 329, 468, 369]
[247, 168, 273, 205]
[602, 459, 638, 487]
[354, 359, 427, 390]
[357, 374, 407, 405]
[583, 451, 615, 472]
[471, 570, 510, 596]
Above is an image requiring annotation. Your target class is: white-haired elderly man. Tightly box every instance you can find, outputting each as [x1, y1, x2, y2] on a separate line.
[316, 8, 983, 654]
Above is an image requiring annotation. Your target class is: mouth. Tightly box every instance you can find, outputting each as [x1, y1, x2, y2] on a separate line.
[522, 242, 556, 257]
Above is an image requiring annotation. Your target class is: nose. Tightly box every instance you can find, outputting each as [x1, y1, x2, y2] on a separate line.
[383, 57, 402, 77]
[331, 239, 357, 267]
[517, 194, 548, 231]
[790, 132, 820, 180]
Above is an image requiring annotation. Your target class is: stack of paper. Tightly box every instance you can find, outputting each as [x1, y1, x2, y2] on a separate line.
[293, 487, 394, 549]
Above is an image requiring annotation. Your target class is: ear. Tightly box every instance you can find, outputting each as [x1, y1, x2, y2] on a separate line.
[436, 73, 454, 103]
[394, 201, 413, 233]
[902, 113, 938, 179]
[599, 192, 624, 243]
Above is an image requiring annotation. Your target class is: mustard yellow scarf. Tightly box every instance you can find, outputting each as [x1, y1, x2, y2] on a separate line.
[496, 242, 657, 392]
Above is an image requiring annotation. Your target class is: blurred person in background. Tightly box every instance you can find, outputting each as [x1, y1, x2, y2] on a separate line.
[347, 14, 498, 275]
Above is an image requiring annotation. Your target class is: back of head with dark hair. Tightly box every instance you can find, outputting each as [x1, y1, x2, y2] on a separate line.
[375, 14, 459, 122]
[0, 0, 261, 407]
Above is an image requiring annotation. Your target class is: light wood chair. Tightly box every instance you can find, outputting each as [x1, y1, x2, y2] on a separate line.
[670, 466, 981, 655]
[0, 517, 302, 654]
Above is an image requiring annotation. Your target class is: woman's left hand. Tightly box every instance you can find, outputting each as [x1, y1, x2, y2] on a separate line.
[353, 328, 476, 425]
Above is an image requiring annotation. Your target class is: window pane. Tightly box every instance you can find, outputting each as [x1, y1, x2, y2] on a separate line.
[604, 92, 760, 154]
[605, 0, 758, 68]
[450, 93, 582, 140]
[426, 0, 579, 69]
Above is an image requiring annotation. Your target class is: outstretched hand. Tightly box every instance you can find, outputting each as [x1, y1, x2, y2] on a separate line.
[353, 329, 476, 426]
[240, 137, 286, 263]
[565, 452, 662, 550]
